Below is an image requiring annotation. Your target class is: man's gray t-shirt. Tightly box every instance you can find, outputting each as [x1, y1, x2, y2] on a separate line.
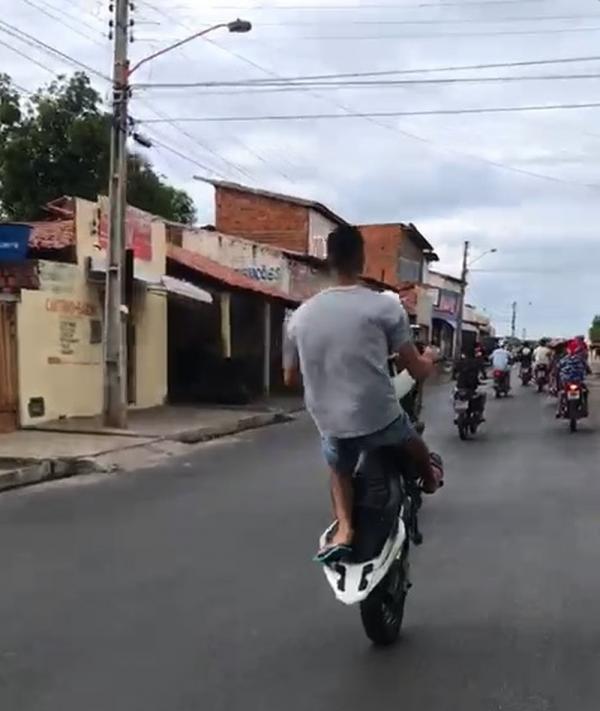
[285, 286, 412, 439]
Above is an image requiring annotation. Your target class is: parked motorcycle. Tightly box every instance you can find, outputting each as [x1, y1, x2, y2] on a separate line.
[558, 382, 588, 432]
[453, 388, 485, 440]
[520, 364, 532, 386]
[493, 369, 510, 398]
[319, 448, 425, 645]
[534, 363, 549, 393]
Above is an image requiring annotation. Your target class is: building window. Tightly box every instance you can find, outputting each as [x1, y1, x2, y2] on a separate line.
[397, 257, 422, 283]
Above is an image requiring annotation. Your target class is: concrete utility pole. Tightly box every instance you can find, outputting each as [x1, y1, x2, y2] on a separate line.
[454, 240, 469, 359]
[103, 0, 130, 427]
[511, 301, 518, 339]
[102, 8, 251, 428]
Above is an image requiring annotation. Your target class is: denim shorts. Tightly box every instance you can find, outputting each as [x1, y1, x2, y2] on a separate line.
[321, 412, 416, 477]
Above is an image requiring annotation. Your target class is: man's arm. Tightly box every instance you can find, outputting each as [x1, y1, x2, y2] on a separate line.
[395, 342, 434, 382]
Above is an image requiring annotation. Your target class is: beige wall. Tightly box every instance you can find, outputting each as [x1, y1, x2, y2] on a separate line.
[17, 261, 103, 425]
[182, 227, 290, 293]
[17, 198, 168, 425]
[308, 209, 337, 259]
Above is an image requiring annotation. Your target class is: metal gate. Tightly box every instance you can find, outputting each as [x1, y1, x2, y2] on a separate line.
[0, 302, 18, 433]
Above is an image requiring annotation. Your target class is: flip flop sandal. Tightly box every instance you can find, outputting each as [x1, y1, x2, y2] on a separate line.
[313, 543, 352, 565]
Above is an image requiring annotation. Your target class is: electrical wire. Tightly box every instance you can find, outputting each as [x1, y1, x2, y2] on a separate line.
[137, 101, 600, 124]
[213, 1, 549, 8]
[19, 0, 106, 47]
[0, 37, 59, 75]
[140, 131, 229, 178]
[257, 26, 600, 40]
[133, 55, 600, 89]
[136, 73, 600, 96]
[134, 0, 600, 192]
[258, 14, 600, 26]
[0, 19, 110, 81]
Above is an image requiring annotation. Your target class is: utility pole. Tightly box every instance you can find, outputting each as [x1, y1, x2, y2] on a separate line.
[511, 301, 517, 339]
[103, 0, 130, 427]
[454, 240, 469, 358]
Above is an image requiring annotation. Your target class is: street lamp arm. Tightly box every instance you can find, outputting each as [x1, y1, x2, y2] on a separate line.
[468, 248, 497, 268]
[128, 19, 251, 76]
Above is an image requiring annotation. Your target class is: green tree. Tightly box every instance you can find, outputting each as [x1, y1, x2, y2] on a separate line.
[589, 315, 600, 344]
[0, 72, 196, 224]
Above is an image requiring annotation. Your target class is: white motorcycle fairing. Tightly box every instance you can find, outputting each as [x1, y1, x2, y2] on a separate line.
[319, 511, 407, 606]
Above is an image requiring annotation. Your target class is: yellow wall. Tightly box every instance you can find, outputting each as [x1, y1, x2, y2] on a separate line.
[17, 262, 103, 425]
[17, 198, 168, 425]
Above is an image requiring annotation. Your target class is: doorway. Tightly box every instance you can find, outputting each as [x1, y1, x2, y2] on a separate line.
[0, 302, 18, 433]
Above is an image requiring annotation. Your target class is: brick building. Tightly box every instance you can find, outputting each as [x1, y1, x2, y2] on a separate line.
[201, 178, 347, 258]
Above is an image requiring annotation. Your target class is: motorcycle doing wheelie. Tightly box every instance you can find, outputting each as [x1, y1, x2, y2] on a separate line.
[318, 372, 437, 646]
[453, 387, 486, 440]
[558, 381, 588, 432]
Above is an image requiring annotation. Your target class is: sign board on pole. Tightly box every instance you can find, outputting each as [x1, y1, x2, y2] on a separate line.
[0, 224, 31, 262]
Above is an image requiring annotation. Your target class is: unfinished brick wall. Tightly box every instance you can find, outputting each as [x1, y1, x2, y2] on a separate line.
[358, 224, 400, 286]
[215, 187, 309, 253]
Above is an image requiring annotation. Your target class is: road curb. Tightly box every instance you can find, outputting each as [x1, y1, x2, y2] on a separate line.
[0, 411, 296, 493]
[0, 457, 103, 493]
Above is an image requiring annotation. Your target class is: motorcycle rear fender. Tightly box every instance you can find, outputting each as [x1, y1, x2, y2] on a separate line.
[319, 513, 407, 606]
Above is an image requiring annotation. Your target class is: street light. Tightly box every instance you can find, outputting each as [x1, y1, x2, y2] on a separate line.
[455, 242, 498, 358]
[128, 19, 253, 76]
[103, 10, 252, 428]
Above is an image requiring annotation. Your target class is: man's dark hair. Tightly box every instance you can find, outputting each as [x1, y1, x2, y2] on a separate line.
[327, 225, 365, 275]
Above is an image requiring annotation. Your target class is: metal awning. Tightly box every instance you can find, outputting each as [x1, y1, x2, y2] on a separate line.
[160, 275, 212, 304]
[433, 314, 478, 333]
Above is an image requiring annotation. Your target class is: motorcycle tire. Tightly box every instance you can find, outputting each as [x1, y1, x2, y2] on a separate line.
[469, 422, 478, 435]
[457, 421, 468, 440]
[537, 383, 543, 393]
[360, 554, 409, 646]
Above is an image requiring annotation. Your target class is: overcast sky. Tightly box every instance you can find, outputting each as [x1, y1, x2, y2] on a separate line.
[4, 0, 600, 338]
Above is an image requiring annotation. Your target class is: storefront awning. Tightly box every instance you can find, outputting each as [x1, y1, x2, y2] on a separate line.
[433, 314, 478, 333]
[160, 275, 212, 304]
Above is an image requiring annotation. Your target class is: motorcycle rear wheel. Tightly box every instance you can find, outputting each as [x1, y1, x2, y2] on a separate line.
[360, 554, 408, 646]
[570, 417, 577, 432]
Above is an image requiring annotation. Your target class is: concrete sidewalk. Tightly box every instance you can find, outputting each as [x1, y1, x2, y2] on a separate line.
[0, 398, 302, 492]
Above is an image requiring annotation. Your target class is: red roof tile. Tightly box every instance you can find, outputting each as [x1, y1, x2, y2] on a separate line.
[28, 220, 75, 250]
[167, 244, 299, 304]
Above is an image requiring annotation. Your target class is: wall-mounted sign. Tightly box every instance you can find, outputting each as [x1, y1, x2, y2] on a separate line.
[0, 224, 31, 262]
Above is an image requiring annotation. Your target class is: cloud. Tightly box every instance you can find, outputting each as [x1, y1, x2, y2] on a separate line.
[3, 0, 600, 336]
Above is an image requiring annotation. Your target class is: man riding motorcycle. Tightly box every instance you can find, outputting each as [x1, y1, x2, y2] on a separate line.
[557, 338, 589, 417]
[454, 345, 486, 422]
[491, 341, 512, 393]
[284, 225, 442, 564]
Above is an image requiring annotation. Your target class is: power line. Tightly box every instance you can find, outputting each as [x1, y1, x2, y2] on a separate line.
[136, 73, 600, 96]
[141, 132, 229, 178]
[257, 26, 600, 40]
[19, 0, 106, 47]
[135, 0, 596, 193]
[137, 101, 600, 124]
[0, 19, 110, 81]
[213, 1, 549, 8]
[0, 37, 59, 75]
[258, 14, 600, 26]
[133, 54, 600, 89]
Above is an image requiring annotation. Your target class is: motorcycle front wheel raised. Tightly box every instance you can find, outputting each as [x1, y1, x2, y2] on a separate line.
[360, 553, 409, 646]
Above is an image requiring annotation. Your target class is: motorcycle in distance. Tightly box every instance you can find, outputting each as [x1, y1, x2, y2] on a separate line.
[520, 363, 532, 386]
[493, 369, 511, 398]
[453, 388, 485, 440]
[318, 370, 435, 646]
[534, 363, 549, 393]
[558, 381, 588, 432]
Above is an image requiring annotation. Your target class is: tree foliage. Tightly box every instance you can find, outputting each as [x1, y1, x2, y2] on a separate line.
[589, 315, 600, 344]
[0, 72, 195, 224]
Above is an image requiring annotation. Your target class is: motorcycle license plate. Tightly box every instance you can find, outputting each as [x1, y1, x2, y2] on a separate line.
[567, 392, 580, 400]
[455, 401, 469, 412]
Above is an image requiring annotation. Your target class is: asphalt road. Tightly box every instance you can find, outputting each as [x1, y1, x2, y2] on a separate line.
[2, 376, 600, 711]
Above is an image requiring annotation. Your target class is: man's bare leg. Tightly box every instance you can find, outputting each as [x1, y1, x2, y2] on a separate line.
[328, 469, 354, 547]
